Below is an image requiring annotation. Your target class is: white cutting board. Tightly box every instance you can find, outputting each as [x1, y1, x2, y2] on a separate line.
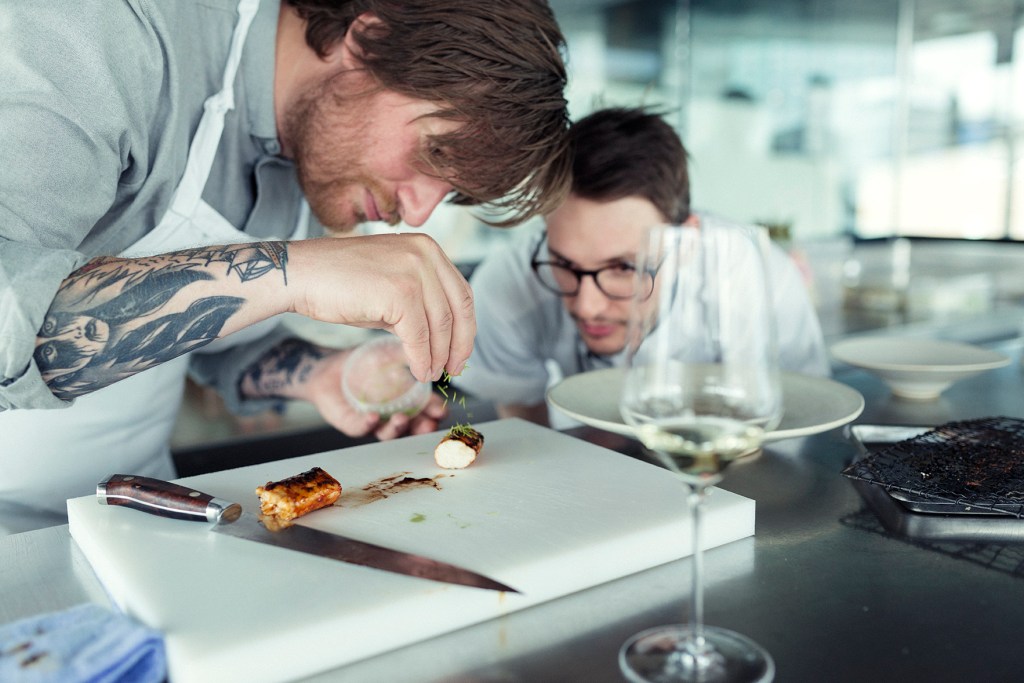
[67, 418, 755, 683]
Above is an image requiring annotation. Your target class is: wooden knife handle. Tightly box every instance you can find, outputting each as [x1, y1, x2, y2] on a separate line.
[97, 474, 241, 524]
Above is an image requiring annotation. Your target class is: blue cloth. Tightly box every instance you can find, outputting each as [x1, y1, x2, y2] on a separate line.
[0, 603, 165, 683]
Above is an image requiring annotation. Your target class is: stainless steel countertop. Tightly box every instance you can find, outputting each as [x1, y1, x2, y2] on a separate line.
[5, 337, 1024, 682]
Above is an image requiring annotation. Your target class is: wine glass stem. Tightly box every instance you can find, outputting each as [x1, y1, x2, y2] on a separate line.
[688, 483, 709, 655]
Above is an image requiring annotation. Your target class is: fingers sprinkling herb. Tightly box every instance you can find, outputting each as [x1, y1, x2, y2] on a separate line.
[434, 366, 483, 467]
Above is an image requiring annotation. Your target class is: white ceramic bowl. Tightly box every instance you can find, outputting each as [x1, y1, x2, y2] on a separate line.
[342, 336, 432, 418]
[830, 337, 1010, 401]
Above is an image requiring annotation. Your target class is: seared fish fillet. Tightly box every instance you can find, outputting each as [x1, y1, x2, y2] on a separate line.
[256, 467, 341, 523]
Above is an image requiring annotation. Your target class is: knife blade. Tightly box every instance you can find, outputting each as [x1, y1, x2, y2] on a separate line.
[97, 474, 518, 593]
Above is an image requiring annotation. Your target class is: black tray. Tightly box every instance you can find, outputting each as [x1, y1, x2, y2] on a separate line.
[844, 424, 1024, 543]
[846, 425, 992, 514]
[843, 418, 1024, 517]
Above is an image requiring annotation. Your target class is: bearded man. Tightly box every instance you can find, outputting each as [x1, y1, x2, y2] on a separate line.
[0, 0, 571, 533]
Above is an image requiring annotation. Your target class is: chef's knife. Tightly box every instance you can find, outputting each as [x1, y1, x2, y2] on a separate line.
[97, 474, 518, 593]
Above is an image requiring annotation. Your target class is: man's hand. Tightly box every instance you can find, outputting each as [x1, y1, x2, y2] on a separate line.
[286, 234, 475, 383]
[240, 339, 447, 441]
[297, 346, 447, 440]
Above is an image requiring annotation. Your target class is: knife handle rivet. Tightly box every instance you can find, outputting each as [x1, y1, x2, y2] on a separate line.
[189, 492, 201, 498]
[121, 476, 134, 482]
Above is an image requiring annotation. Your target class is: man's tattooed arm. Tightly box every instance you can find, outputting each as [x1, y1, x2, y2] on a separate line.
[35, 242, 289, 400]
[238, 338, 328, 400]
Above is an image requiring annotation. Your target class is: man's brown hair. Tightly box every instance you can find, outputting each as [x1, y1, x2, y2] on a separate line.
[286, 0, 571, 226]
[567, 107, 690, 224]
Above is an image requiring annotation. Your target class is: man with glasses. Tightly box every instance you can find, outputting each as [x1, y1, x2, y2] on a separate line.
[453, 107, 829, 426]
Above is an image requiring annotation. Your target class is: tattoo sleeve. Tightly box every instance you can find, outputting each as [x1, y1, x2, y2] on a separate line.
[238, 338, 327, 400]
[35, 242, 289, 400]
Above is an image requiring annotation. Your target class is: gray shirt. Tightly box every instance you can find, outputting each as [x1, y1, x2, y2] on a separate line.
[455, 215, 831, 409]
[0, 0, 314, 413]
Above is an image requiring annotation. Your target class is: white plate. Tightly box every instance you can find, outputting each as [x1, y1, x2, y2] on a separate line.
[546, 368, 864, 442]
[830, 337, 1010, 401]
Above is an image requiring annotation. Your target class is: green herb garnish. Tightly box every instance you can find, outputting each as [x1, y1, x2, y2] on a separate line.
[447, 422, 477, 439]
[437, 365, 476, 436]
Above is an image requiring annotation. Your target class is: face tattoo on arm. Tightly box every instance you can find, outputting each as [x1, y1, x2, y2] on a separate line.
[34, 242, 289, 400]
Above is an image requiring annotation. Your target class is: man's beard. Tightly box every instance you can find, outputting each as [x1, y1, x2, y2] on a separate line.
[283, 76, 396, 234]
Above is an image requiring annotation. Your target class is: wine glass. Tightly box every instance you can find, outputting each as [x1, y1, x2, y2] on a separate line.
[618, 223, 783, 683]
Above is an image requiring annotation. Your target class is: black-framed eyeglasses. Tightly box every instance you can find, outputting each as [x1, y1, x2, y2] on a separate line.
[529, 232, 658, 301]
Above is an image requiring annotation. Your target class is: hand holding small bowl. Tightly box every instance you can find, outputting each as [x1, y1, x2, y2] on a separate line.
[342, 336, 433, 419]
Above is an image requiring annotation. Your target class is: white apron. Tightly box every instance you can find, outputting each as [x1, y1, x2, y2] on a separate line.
[0, 0, 308, 535]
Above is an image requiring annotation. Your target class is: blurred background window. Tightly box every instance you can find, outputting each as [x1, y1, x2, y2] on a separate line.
[560, 0, 1024, 242]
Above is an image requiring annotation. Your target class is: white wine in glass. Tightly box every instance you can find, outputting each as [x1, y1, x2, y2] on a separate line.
[619, 224, 783, 683]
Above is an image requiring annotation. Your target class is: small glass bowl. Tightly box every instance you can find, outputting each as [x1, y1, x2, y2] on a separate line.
[342, 336, 432, 418]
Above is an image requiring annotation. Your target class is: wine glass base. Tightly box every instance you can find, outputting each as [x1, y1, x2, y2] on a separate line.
[620, 624, 775, 683]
